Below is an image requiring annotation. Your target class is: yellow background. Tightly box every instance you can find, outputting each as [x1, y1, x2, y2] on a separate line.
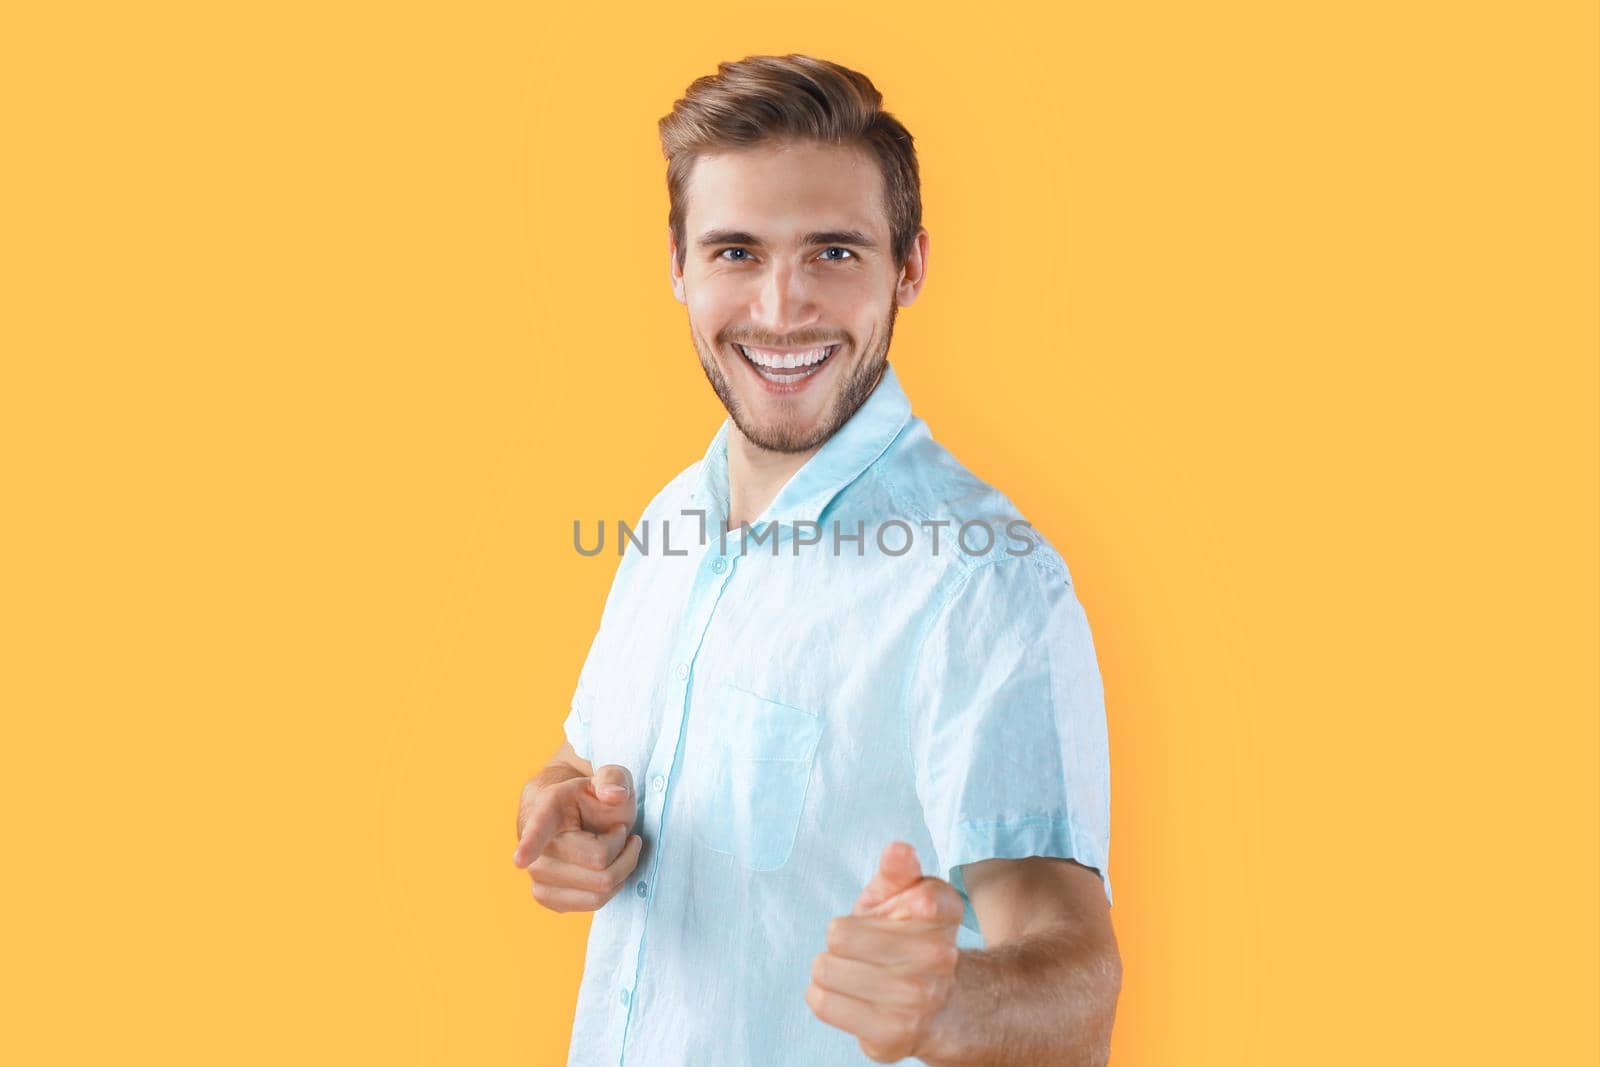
[3, 2, 1595, 1063]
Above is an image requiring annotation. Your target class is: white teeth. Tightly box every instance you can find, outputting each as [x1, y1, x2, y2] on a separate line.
[753, 362, 823, 384]
[738, 345, 832, 369]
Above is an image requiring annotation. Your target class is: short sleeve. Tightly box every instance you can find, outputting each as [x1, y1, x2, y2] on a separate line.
[559, 504, 646, 768]
[563, 688, 593, 764]
[562, 631, 602, 765]
[906, 554, 1113, 935]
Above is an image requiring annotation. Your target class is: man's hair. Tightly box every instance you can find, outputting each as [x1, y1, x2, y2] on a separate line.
[657, 54, 922, 274]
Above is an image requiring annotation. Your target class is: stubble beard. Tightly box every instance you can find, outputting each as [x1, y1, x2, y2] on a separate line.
[692, 298, 898, 456]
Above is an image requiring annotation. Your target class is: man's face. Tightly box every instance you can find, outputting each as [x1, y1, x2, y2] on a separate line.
[670, 139, 927, 454]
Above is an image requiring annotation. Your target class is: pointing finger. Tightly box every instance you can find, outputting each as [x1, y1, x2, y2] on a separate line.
[511, 798, 561, 869]
[852, 840, 925, 916]
[870, 876, 967, 926]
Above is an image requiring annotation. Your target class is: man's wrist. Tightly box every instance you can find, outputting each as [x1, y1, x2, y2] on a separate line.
[918, 949, 988, 1066]
[915, 924, 1118, 1067]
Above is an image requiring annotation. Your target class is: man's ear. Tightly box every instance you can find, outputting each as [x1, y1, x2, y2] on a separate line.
[895, 227, 930, 308]
[668, 228, 686, 305]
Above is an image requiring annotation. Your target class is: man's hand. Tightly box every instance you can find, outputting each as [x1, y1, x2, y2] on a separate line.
[511, 764, 643, 913]
[806, 841, 966, 1064]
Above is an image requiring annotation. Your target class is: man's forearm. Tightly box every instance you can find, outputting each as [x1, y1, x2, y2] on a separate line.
[922, 921, 1121, 1067]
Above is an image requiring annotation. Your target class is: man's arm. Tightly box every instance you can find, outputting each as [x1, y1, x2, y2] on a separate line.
[923, 856, 1121, 1067]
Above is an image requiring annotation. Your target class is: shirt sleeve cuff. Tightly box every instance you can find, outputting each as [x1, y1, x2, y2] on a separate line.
[942, 812, 1113, 936]
[562, 701, 592, 764]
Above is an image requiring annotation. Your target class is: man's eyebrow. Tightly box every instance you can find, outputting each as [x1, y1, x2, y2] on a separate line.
[695, 228, 878, 249]
[805, 229, 877, 249]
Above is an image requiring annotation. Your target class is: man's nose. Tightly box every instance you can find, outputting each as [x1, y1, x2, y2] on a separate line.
[750, 260, 818, 333]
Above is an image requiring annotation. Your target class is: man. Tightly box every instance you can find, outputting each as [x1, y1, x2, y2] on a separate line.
[513, 54, 1120, 1066]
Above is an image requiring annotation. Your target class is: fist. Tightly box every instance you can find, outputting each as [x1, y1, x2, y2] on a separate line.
[806, 841, 966, 1064]
[511, 764, 643, 913]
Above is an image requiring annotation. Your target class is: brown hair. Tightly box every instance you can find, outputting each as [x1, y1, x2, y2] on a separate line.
[658, 54, 922, 274]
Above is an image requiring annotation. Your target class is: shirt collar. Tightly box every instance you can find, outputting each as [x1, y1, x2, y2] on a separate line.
[692, 360, 913, 532]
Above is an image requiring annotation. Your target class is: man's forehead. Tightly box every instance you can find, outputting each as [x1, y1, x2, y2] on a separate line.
[684, 142, 887, 244]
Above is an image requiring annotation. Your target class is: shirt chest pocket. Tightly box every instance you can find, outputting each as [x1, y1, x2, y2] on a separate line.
[692, 683, 824, 872]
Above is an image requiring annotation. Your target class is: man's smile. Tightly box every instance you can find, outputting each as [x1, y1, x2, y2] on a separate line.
[732, 342, 841, 391]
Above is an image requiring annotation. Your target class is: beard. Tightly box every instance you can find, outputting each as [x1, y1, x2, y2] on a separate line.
[692, 297, 898, 455]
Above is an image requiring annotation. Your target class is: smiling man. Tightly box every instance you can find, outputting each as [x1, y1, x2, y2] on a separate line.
[513, 54, 1121, 1066]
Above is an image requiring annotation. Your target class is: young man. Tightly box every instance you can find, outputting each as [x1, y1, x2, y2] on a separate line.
[513, 54, 1120, 1066]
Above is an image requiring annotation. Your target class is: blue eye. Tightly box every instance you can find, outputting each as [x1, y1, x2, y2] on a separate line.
[716, 246, 853, 263]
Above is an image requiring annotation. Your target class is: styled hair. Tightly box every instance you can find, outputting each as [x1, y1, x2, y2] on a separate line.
[657, 54, 922, 274]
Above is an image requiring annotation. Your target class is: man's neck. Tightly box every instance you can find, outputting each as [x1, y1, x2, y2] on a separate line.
[724, 429, 821, 532]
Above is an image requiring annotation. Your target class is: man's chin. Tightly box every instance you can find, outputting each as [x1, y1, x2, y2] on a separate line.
[697, 343, 879, 455]
[733, 410, 830, 454]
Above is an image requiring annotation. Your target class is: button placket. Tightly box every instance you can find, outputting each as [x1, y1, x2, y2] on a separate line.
[614, 547, 741, 1060]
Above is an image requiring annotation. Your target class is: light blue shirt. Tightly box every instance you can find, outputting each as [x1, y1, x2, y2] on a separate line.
[562, 361, 1112, 1066]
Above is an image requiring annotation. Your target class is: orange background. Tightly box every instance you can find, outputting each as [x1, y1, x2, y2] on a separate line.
[2, 2, 1595, 1064]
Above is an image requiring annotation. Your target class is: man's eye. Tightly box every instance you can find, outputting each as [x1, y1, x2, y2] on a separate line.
[820, 247, 854, 261]
[718, 248, 752, 262]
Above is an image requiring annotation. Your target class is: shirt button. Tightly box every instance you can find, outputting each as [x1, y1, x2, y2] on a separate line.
[651, 774, 664, 793]
[674, 663, 689, 681]
[635, 880, 649, 899]
[618, 988, 630, 1006]
[711, 557, 727, 574]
